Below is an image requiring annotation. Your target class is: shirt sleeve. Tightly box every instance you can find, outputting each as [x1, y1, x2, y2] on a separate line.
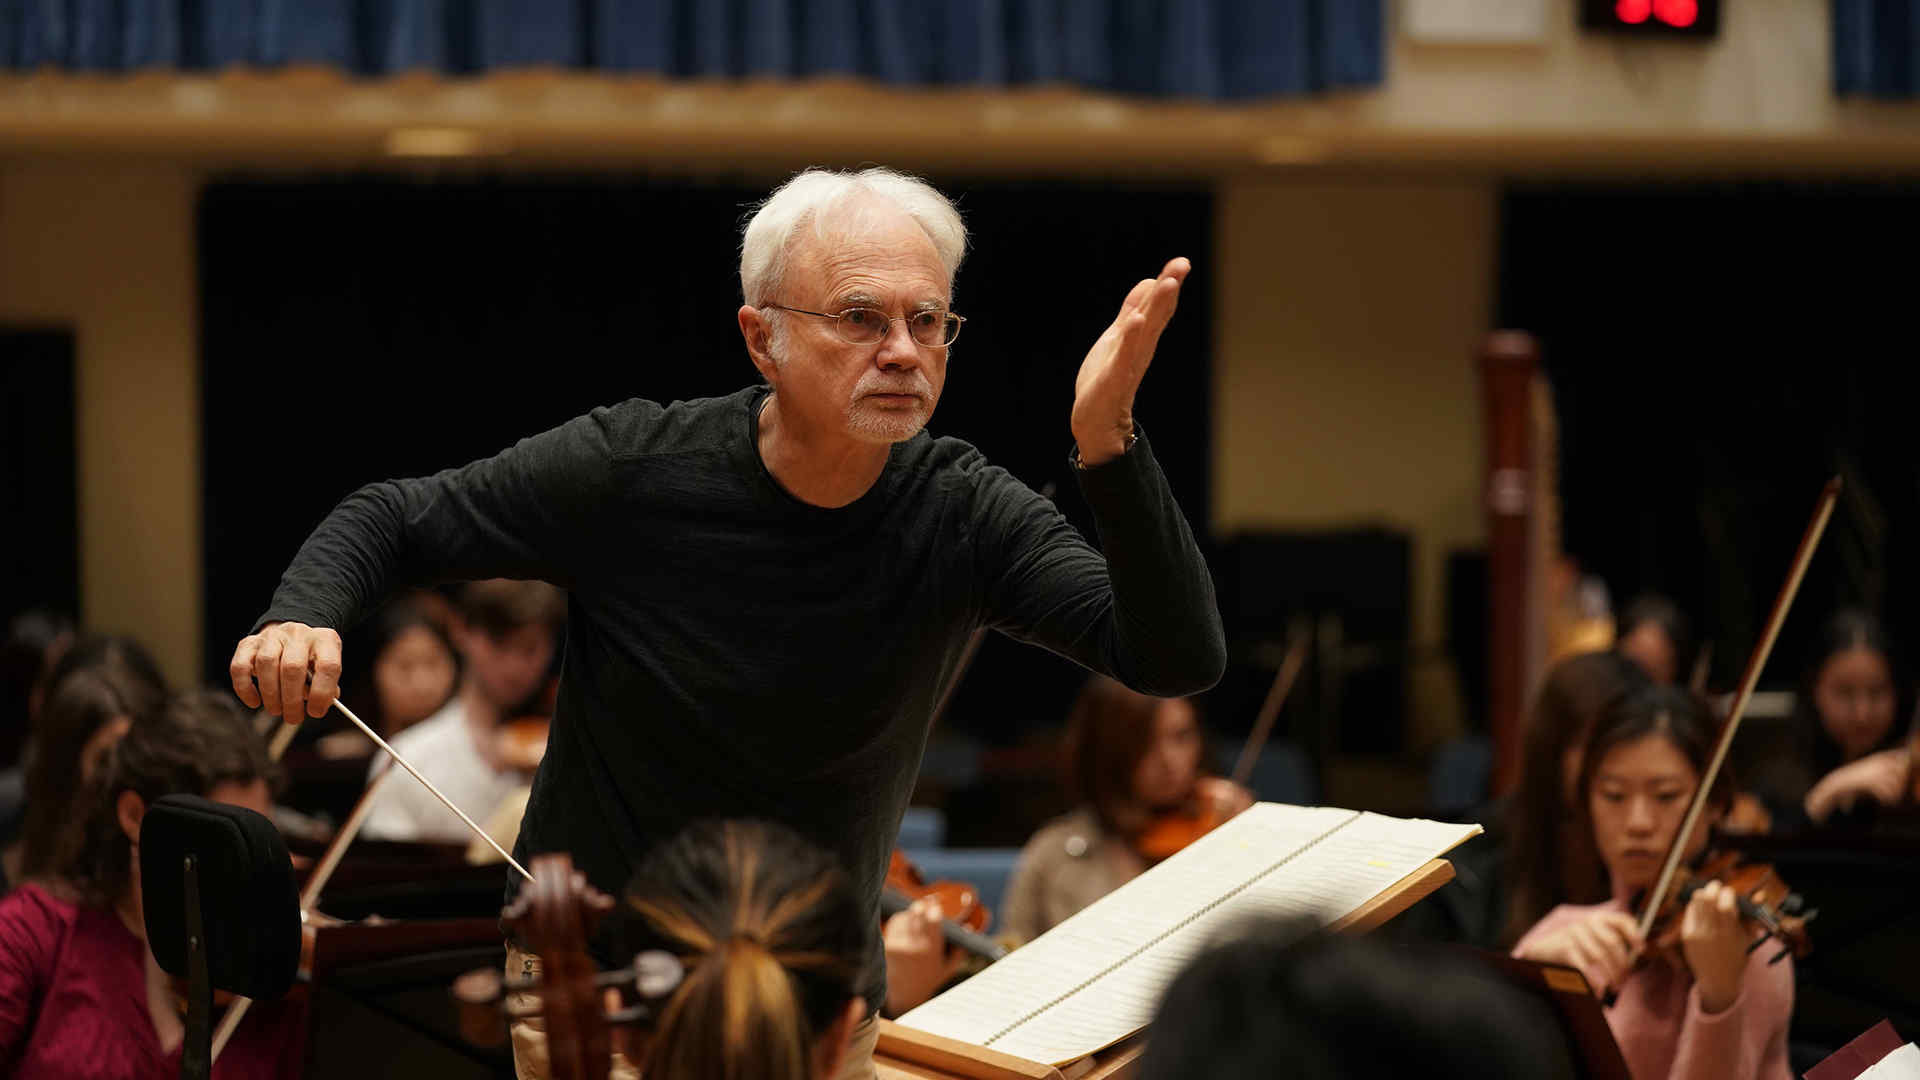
[1668, 951, 1796, 1080]
[0, 889, 60, 1066]
[254, 408, 622, 633]
[972, 431, 1225, 697]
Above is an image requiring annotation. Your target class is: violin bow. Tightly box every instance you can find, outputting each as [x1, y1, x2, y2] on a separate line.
[215, 700, 534, 1060]
[1230, 630, 1309, 790]
[1632, 477, 1841, 944]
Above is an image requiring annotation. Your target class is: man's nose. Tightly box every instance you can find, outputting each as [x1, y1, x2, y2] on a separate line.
[874, 317, 920, 368]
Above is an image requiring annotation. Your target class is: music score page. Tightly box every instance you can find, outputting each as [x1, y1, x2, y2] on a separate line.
[896, 803, 1481, 1066]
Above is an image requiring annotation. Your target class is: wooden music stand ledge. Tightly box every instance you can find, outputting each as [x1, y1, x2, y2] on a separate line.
[876, 858, 1457, 1080]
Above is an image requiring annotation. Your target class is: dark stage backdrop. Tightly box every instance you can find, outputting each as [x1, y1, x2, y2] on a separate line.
[1499, 183, 1920, 691]
[199, 177, 1212, 745]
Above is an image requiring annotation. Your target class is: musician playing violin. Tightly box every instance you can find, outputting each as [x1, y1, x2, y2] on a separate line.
[0, 691, 307, 1079]
[1002, 677, 1251, 944]
[226, 167, 1224, 1080]
[361, 580, 563, 845]
[1513, 685, 1793, 1080]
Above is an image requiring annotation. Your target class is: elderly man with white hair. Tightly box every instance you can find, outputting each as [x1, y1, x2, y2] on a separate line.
[229, 167, 1224, 1078]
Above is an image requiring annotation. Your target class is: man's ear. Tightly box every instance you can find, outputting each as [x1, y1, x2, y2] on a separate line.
[737, 305, 780, 383]
[116, 790, 146, 847]
[813, 997, 867, 1080]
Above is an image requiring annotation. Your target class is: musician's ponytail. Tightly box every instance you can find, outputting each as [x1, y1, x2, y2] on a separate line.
[625, 821, 865, 1080]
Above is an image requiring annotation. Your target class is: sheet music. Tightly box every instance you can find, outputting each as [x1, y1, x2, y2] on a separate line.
[1862, 1044, 1920, 1080]
[896, 803, 1480, 1065]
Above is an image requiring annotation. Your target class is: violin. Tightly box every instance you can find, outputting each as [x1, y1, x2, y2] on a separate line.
[882, 849, 1006, 962]
[1133, 635, 1307, 862]
[1132, 778, 1257, 863]
[495, 718, 550, 774]
[494, 675, 559, 773]
[1636, 850, 1811, 966]
[1603, 478, 1839, 1004]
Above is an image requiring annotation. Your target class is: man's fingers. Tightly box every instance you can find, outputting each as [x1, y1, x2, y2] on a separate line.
[307, 630, 344, 719]
[278, 632, 312, 723]
[1115, 278, 1153, 323]
[230, 637, 264, 708]
[253, 632, 286, 716]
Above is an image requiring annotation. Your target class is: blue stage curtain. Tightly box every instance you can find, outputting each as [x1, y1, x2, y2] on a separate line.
[1, 0, 1382, 99]
[1835, 0, 1918, 98]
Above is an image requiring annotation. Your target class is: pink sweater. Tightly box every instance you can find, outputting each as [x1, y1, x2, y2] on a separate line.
[1514, 898, 1794, 1080]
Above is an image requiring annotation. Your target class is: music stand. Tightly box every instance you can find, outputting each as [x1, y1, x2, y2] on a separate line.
[1458, 951, 1632, 1080]
[140, 794, 302, 1079]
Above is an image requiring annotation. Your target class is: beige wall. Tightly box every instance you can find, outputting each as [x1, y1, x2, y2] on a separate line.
[1372, 0, 1860, 136]
[1213, 178, 1497, 742]
[0, 162, 204, 686]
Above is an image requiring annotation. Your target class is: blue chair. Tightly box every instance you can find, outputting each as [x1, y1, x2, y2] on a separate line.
[1214, 738, 1318, 805]
[896, 807, 946, 850]
[896, 848, 1023, 923]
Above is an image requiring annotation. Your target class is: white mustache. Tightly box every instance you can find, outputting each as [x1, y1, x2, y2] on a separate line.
[856, 377, 932, 399]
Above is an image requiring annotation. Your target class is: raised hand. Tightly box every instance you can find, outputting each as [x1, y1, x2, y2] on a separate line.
[229, 621, 343, 722]
[1071, 257, 1190, 466]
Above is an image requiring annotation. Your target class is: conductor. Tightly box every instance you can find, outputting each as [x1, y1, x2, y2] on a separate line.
[228, 167, 1224, 1079]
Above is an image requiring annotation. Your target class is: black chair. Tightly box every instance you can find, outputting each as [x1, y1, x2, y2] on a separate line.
[141, 794, 302, 1080]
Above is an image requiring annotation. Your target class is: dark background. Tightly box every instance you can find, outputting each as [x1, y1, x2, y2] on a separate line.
[0, 330, 78, 623]
[198, 177, 1213, 746]
[1500, 182, 1920, 694]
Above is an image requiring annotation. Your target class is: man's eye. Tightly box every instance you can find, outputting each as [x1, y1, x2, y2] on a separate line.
[845, 309, 879, 326]
[912, 312, 938, 327]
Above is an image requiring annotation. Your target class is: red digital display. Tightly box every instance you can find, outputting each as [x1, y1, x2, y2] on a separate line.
[1583, 0, 1718, 35]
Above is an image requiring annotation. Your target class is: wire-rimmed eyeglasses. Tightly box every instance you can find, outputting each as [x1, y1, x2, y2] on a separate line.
[763, 304, 965, 348]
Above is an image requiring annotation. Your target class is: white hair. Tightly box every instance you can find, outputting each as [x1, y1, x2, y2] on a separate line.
[740, 167, 969, 309]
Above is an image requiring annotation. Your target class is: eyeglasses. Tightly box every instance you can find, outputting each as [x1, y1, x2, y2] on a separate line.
[763, 304, 965, 348]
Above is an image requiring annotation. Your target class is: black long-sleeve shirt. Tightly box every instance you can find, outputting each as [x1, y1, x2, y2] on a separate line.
[258, 385, 1224, 1009]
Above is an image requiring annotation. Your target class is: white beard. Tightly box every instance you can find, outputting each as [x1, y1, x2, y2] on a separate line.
[843, 396, 929, 443]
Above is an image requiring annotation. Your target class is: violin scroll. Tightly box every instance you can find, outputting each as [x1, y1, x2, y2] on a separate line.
[502, 854, 616, 1080]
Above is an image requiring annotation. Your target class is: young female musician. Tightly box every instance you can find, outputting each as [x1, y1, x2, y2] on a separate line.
[1513, 685, 1793, 1080]
[0, 690, 307, 1078]
[1747, 609, 1911, 827]
[313, 594, 460, 761]
[1499, 649, 1647, 946]
[1001, 676, 1251, 944]
[614, 820, 869, 1080]
[2, 635, 170, 894]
